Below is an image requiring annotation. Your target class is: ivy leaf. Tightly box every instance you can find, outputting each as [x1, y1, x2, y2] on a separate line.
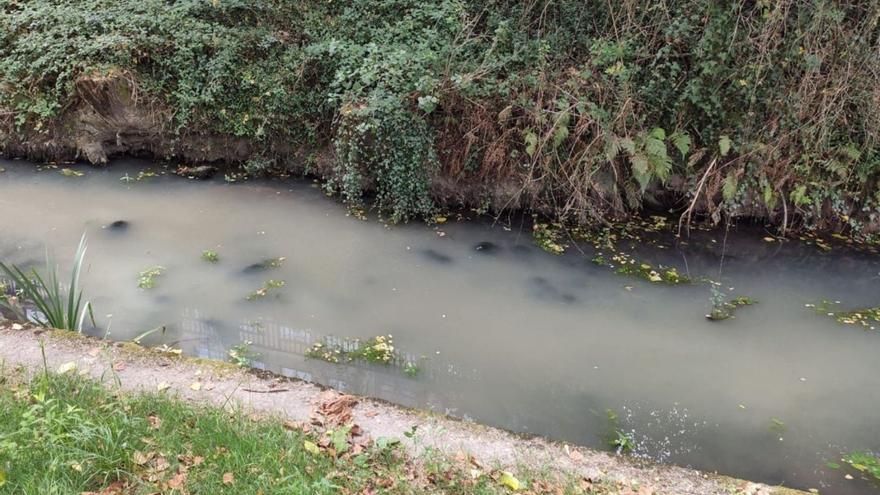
[718, 135, 732, 156]
[670, 131, 691, 158]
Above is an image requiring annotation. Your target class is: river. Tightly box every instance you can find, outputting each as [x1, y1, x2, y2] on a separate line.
[1, 159, 878, 494]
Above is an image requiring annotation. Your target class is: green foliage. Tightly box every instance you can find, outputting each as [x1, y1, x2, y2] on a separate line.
[1, 0, 878, 226]
[137, 266, 165, 290]
[227, 341, 259, 367]
[0, 234, 95, 332]
[333, 100, 436, 222]
[306, 334, 422, 378]
[707, 284, 757, 321]
[843, 451, 880, 482]
[201, 250, 220, 263]
[245, 279, 285, 301]
[532, 221, 567, 254]
[808, 300, 880, 330]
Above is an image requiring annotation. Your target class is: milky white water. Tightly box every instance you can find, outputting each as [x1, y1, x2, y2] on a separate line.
[1, 159, 878, 494]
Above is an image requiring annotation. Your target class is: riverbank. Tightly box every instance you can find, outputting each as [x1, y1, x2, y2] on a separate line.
[0, 323, 805, 495]
[3, 1, 878, 233]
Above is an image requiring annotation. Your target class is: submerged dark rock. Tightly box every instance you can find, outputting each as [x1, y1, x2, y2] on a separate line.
[420, 249, 453, 264]
[473, 242, 499, 254]
[242, 257, 286, 275]
[243, 263, 266, 275]
[107, 220, 130, 232]
[528, 276, 577, 304]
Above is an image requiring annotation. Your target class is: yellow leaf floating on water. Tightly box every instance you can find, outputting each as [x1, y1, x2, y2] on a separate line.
[763, 237, 775, 242]
[303, 440, 321, 456]
[60, 168, 84, 177]
[157, 382, 171, 392]
[57, 361, 77, 374]
[435, 216, 447, 224]
[499, 471, 521, 491]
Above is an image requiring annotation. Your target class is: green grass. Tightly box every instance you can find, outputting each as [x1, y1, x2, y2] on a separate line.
[0, 371, 608, 495]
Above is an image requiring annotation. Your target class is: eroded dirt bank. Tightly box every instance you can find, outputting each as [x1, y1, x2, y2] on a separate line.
[0, 324, 804, 495]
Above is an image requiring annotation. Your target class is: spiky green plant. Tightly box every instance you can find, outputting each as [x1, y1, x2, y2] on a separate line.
[0, 233, 94, 332]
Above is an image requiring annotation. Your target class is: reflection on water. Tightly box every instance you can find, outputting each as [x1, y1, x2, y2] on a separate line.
[1, 159, 879, 494]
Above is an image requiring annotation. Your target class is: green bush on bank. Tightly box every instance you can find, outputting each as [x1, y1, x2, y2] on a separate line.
[1, 1, 878, 228]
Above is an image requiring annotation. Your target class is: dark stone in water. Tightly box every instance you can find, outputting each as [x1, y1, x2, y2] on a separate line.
[108, 220, 130, 232]
[473, 242, 499, 254]
[420, 249, 453, 264]
[241, 257, 285, 274]
[528, 276, 577, 304]
[242, 263, 268, 274]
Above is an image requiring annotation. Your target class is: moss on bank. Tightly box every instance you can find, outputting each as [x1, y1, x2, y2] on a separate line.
[1, 1, 879, 231]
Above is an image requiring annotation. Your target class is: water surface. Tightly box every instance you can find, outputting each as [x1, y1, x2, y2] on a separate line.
[1, 159, 878, 494]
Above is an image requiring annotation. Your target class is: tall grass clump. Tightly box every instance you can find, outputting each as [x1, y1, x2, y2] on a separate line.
[0, 233, 94, 332]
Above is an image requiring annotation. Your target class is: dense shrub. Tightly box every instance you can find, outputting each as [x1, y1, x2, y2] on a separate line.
[1, 1, 878, 229]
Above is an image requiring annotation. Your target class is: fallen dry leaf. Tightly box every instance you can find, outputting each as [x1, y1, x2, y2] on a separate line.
[80, 480, 129, 495]
[147, 414, 162, 429]
[222, 472, 235, 485]
[314, 393, 359, 426]
[190, 382, 202, 391]
[167, 471, 187, 489]
[157, 382, 171, 392]
[178, 454, 204, 467]
[112, 360, 126, 372]
[133, 451, 153, 465]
